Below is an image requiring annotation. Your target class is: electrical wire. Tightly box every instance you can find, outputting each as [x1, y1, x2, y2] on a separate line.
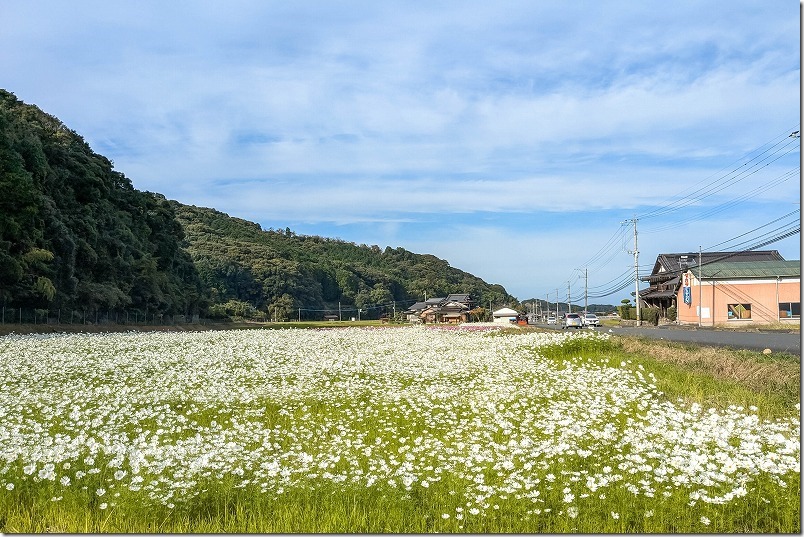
[637, 126, 800, 220]
[642, 167, 799, 234]
[542, 126, 799, 303]
[704, 209, 800, 250]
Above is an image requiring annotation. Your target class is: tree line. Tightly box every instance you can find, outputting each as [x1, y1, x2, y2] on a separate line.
[0, 90, 517, 321]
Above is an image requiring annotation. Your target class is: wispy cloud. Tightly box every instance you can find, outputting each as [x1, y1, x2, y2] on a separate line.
[1, 0, 798, 300]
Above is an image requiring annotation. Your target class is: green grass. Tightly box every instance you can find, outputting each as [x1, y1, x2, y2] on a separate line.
[3, 471, 797, 532]
[610, 335, 800, 414]
[0, 329, 798, 533]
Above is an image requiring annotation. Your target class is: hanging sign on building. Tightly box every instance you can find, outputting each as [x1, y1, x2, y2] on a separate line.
[682, 271, 692, 305]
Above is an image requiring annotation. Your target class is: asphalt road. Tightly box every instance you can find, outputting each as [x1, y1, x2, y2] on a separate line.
[535, 323, 801, 355]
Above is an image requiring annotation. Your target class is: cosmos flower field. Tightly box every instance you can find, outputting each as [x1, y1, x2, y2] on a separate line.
[0, 326, 799, 532]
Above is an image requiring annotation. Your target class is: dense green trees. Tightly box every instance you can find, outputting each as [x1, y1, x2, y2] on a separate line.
[173, 203, 519, 320]
[1, 89, 517, 320]
[0, 90, 204, 315]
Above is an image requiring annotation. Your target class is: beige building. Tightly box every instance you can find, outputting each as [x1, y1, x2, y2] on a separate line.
[676, 260, 800, 326]
[640, 250, 786, 320]
[492, 307, 519, 323]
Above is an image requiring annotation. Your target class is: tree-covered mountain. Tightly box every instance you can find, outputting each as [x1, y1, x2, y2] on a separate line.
[0, 90, 204, 315]
[173, 203, 517, 320]
[0, 89, 517, 319]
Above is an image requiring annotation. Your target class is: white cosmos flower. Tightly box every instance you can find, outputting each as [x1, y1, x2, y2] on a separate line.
[0, 327, 797, 517]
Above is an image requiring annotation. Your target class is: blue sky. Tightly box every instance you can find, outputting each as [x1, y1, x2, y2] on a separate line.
[1, 1, 800, 303]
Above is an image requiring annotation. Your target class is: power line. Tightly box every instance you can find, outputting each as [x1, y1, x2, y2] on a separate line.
[705, 209, 800, 250]
[578, 224, 630, 270]
[642, 167, 799, 234]
[637, 126, 800, 220]
[544, 126, 799, 304]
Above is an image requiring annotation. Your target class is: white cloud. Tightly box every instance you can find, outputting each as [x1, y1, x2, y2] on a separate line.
[0, 0, 798, 302]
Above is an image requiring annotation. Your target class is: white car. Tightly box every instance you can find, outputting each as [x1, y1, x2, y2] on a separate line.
[563, 313, 583, 329]
[582, 313, 600, 327]
[546, 316, 556, 325]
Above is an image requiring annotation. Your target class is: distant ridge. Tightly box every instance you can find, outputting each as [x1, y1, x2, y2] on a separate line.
[0, 89, 517, 319]
[172, 202, 517, 320]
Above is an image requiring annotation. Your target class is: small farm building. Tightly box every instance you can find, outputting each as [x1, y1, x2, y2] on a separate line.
[492, 307, 519, 323]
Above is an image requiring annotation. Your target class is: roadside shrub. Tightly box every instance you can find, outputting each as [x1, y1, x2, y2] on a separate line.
[640, 307, 660, 326]
[667, 306, 677, 322]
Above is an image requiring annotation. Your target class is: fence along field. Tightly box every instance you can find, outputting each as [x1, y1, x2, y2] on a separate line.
[0, 326, 798, 532]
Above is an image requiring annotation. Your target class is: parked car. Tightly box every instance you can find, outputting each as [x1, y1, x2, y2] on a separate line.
[582, 313, 600, 327]
[547, 315, 557, 325]
[563, 313, 583, 329]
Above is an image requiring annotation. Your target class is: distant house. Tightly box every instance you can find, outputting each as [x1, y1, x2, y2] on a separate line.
[444, 294, 475, 309]
[676, 259, 800, 326]
[404, 301, 428, 323]
[440, 301, 471, 324]
[640, 250, 785, 319]
[492, 307, 519, 323]
[403, 294, 475, 323]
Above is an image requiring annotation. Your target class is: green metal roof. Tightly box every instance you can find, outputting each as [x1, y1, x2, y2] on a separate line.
[697, 260, 800, 279]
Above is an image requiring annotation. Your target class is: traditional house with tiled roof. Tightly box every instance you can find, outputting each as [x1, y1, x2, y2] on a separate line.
[403, 301, 428, 323]
[402, 294, 475, 323]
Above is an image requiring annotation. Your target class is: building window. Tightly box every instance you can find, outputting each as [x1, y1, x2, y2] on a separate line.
[727, 303, 751, 320]
[778, 302, 801, 319]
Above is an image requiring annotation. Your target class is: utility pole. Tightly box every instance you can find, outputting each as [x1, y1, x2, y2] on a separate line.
[698, 246, 702, 327]
[624, 217, 641, 326]
[575, 267, 588, 314]
[584, 268, 588, 314]
[555, 288, 559, 317]
[567, 281, 572, 313]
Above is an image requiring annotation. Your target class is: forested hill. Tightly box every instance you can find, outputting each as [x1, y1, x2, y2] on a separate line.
[173, 203, 517, 320]
[0, 89, 516, 319]
[0, 90, 204, 315]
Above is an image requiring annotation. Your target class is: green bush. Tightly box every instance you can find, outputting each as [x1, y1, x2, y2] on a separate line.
[208, 299, 260, 320]
[667, 306, 677, 322]
[640, 307, 660, 326]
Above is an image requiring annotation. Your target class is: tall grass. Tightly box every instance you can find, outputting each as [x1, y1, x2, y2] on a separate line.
[0, 327, 798, 532]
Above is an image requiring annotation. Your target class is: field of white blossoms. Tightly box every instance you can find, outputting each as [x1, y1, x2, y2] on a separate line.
[0, 326, 799, 532]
